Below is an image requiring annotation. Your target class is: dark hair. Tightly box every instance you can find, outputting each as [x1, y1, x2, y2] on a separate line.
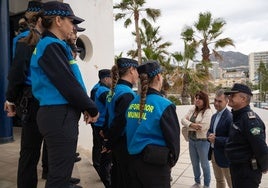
[19, 12, 42, 46]
[195, 91, 210, 114]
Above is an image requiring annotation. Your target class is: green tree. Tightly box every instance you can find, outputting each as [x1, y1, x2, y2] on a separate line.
[257, 61, 268, 101]
[172, 30, 207, 105]
[181, 12, 235, 90]
[114, 0, 161, 65]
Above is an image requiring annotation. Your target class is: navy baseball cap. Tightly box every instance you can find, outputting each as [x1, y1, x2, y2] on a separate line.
[26, 1, 43, 13]
[42, 1, 84, 24]
[138, 60, 163, 78]
[98, 69, 111, 79]
[117, 58, 138, 69]
[74, 24, 85, 32]
[224, 83, 253, 96]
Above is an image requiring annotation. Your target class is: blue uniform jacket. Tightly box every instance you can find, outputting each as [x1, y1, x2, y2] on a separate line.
[30, 31, 97, 116]
[126, 88, 180, 166]
[207, 108, 232, 168]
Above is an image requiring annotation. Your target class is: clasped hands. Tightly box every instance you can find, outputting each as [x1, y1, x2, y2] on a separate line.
[83, 111, 99, 124]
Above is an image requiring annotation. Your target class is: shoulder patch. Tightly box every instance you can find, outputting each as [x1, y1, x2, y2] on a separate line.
[250, 127, 261, 136]
[247, 111, 256, 119]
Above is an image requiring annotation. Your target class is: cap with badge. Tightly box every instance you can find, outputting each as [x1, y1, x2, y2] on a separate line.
[26, 1, 43, 13]
[98, 69, 111, 79]
[224, 83, 253, 96]
[138, 60, 163, 78]
[42, 1, 84, 24]
[117, 58, 138, 69]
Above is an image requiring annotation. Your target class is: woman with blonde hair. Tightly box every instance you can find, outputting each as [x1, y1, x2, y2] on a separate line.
[181, 91, 212, 188]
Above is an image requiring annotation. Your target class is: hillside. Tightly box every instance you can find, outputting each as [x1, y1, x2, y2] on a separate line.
[210, 51, 248, 68]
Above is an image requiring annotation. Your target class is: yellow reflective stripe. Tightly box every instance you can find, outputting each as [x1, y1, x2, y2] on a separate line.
[69, 59, 76, 64]
[33, 48, 37, 55]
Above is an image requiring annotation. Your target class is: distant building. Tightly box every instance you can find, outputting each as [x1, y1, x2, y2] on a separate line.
[214, 66, 249, 88]
[209, 61, 221, 79]
[249, 51, 268, 84]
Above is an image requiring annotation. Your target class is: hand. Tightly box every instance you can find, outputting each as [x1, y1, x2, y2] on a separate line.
[83, 111, 99, 124]
[4, 101, 16, 117]
[207, 133, 216, 143]
[190, 123, 202, 131]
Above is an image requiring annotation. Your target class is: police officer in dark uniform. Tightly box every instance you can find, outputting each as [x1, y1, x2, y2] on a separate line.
[126, 61, 180, 188]
[4, 2, 44, 188]
[30, 2, 99, 188]
[91, 69, 112, 188]
[224, 83, 268, 188]
[103, 58, 139, 188]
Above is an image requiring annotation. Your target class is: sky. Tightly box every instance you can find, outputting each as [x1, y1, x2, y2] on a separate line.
[113, 0, 268, 56]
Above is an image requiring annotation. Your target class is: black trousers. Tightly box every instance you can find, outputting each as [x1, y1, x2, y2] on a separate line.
[230, 163, 262, 188]
[128, 154, 171, 188]
[37, 105, 80, 188]
[17, 97, 43, 188]
[111, 137, 130, 188]
[91, 125, 112, 188]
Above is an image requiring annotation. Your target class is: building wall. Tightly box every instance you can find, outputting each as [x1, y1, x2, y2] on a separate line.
[64, 0, 114, 152]
[249, 51, 268, 84]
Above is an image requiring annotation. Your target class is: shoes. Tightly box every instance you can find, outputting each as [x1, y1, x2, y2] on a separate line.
[191, 183, 201, 188]
[203, 186, 210, 188]
[69, 184, 82, 188]
[70, 177, 80, 184]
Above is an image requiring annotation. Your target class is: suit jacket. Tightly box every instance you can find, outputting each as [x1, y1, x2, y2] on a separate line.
[207, 108, 232, 168]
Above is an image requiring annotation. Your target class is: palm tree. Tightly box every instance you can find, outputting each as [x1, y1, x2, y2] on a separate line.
[128, 19, 172, 68]
[114, 0, 161, 64]
[182, 12, 235, 90]
[171, 27, 208, 104]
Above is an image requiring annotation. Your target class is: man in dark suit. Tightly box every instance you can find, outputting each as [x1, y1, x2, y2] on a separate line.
[207, 89, 233, 188]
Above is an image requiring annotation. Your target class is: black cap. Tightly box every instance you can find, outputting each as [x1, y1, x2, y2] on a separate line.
[138, 60, 162, 78]
[117, 58, 138, 69]
[27, 1, 43, 13]
[42, 1, 84, 24]
[74, 24, 85, 32]
[224, 83, 253, 96]
[98, 69, 111, 79]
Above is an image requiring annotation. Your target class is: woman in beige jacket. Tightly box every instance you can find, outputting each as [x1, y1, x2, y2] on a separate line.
[181, 91, 212, 188]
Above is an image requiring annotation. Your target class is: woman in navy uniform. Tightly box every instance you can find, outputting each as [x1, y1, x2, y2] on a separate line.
[103, 58, 139, 188]
[92, 69, 112, 188]
[30, 2, 98, 188]
[126, 61, 180, 188]
[224, 83, 268, 188]
[4, 2, 44, 188]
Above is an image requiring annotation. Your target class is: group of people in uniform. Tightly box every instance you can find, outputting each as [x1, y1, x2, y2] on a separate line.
[3, 1, 268, 188]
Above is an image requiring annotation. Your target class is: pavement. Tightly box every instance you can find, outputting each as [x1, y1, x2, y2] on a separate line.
[0, 126, 268, 188]
[0, 105, 268, 188]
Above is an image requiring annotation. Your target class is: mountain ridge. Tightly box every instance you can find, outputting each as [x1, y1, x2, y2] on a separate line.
[210, 51, 248, 68]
